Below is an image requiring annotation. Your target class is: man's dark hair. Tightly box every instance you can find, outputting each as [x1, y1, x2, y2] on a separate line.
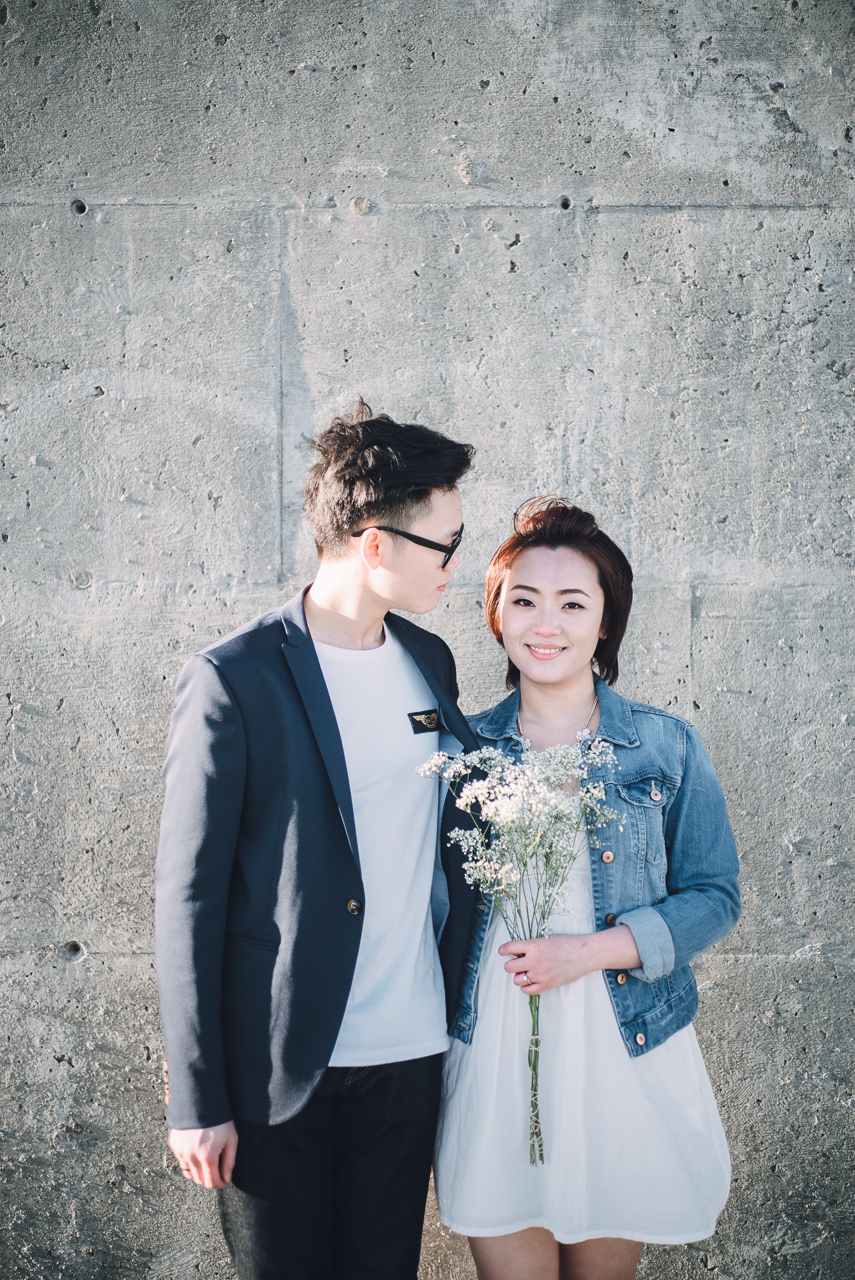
[304, 399, 474, 556]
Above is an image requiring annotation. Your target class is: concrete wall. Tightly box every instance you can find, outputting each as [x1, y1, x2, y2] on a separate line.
[1, 1, 853, 1276]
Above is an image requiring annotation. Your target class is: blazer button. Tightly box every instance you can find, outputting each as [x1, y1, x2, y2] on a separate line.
[616, 971, 628, 985]
[347, 899, 363, 916]
[650, 787, 662, 801]
[635, 1032, 646, 1046]
[605, 913, 617, 927]
[601, 850, 614, 863]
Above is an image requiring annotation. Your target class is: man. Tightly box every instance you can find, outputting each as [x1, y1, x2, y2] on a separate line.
[155, 401, 479, 1279]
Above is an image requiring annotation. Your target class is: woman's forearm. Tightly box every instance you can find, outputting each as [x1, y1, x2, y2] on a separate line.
[499, 925, 642, 993]
[581, 924, 642, 974]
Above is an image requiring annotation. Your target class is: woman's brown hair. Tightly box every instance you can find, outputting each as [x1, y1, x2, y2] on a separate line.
[485, 497, 633, 689]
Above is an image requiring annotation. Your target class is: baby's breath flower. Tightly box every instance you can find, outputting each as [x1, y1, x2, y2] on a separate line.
[423, 737, 620, 1166]
[422, 739, 619, 947]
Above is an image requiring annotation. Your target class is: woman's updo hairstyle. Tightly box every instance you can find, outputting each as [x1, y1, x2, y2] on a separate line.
[485, 497, 633, 689]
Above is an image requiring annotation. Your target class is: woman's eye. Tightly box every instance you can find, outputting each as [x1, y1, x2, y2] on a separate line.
[563, 601, 582, 610]
[512, 597, 534, 607]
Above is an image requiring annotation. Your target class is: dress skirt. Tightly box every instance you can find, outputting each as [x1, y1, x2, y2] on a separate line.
[434, 838, 731, 1244]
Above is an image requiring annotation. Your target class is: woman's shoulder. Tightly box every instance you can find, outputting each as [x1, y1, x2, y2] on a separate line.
[599, 677, 690, 730]
[465, 690, 519, 745]
[466, 720, 494, 750]
[621, 694, 694, 732]
[465, 707, 497, 728]
[465, 707, 502, 739]
[605, 687, 715, 788]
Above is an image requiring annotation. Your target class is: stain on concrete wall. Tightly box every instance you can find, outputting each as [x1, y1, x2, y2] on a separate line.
[1, 1, 853, 1276]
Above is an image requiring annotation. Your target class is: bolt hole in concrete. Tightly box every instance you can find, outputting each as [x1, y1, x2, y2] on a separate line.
[71, 199, 88, 214]
[559, 195, 572, 210]
[64, 940, 85, 961]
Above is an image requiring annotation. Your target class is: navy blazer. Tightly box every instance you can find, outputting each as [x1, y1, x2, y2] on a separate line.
[155, 590, 479, 1129]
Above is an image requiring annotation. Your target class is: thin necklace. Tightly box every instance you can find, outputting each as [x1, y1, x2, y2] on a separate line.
[516, 690, 599, 751]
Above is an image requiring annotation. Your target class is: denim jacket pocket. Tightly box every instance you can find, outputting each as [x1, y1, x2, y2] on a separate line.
[616, 776, 669, 869]
[616, 777, 670, 811]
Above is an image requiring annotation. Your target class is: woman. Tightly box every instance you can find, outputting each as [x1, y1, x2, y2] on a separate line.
[434, 498, 740, 1280]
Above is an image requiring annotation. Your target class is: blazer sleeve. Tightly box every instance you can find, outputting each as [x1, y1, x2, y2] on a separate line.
[155, 654, 246, 1129]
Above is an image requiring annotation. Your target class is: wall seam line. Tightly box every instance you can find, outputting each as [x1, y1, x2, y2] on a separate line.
[276, 207, 285, 584]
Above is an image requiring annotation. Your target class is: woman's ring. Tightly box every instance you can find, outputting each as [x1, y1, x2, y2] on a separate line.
[522, 972, 532, 985]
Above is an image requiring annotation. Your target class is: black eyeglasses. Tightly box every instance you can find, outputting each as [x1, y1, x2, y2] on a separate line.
[351, 523, 464, 569]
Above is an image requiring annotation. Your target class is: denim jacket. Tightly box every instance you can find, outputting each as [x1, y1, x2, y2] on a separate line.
[449, 677, 741, 1057]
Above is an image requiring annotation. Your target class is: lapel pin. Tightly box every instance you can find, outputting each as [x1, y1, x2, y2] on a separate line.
[409, 709, 439, 734]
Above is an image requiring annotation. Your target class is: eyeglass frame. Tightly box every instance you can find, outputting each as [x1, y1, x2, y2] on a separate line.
[350, 522, 464, 569]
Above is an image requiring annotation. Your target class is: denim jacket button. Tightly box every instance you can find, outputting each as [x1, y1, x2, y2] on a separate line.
[346, 899, 363, 916]
[601, 850, 614, 863]
[605, 913, 617, 927]
[616, 972, 628, 985]
[650, 787, 662, 801]
[635, 1032, 646, 1046]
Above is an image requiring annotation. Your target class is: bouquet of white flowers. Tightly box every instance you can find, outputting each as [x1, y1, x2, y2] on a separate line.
[420, 738, 620, 1164]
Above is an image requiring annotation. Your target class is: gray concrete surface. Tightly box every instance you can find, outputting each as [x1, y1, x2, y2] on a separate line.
[1, 1, 853, 1276]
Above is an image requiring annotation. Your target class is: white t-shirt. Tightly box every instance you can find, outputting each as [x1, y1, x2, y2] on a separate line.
[314, 625, 450, 1066]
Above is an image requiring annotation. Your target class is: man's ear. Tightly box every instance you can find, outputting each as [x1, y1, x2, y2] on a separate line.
[357, 527, 385, 570]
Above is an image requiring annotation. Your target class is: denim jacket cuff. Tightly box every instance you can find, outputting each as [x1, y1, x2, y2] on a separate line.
[616, 905, 676, 983]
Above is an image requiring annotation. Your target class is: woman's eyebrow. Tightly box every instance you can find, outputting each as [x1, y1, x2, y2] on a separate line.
[509, 583, 591, 598]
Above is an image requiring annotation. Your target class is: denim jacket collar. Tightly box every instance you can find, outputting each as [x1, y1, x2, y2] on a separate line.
[471, 675, 640, 750]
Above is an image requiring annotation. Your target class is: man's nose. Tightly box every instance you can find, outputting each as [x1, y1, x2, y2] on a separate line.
[446, 549, 462, 572]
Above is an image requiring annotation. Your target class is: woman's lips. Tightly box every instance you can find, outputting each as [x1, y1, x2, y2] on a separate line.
[525, 644, 565, 660]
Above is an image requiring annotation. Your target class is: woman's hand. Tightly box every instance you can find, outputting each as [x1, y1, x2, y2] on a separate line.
[499, 925, 642, 995]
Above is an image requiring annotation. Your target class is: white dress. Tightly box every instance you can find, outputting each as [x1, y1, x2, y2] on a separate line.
[434, 828, 731, 1244]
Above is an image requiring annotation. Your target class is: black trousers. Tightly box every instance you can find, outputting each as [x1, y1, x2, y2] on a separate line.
[218, 1054, 443, 1280]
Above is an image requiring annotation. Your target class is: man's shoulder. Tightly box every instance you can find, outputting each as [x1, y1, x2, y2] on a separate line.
[385, 613, 454, 662]
[194, 606, 287, 671]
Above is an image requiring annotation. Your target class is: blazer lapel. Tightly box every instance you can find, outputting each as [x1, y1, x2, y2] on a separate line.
[277, 592, 477, 868]
[279, 592, 360, 866]
[385, 614, 479, 753]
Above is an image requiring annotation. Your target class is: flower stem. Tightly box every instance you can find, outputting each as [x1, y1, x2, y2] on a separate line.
[528, 993, 544, 1165]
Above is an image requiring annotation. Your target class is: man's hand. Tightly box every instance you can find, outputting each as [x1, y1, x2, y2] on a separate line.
[168, 1121, 238, 1189]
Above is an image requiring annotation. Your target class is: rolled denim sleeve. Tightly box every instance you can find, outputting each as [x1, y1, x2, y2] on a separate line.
[618, 723, 740, 984]
[616, 905, 676, 981]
